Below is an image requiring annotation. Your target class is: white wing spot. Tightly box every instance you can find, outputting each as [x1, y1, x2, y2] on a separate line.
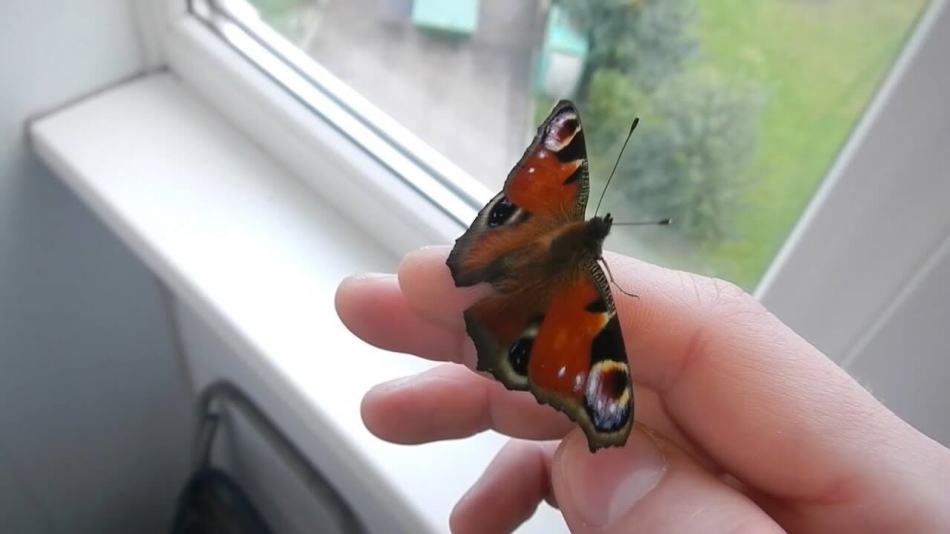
[558, 366, 566, 379]
[573, 372, 586, 393]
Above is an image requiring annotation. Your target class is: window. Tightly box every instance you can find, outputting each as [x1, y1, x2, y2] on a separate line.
[199, 0, 928, 290]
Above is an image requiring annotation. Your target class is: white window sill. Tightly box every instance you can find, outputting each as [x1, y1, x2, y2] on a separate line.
[30, 72, 562, 533]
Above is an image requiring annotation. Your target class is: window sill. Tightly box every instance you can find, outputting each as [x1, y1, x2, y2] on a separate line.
[30, 73, 562, 533]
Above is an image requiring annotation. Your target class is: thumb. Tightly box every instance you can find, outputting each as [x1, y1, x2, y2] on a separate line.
[551, 426, 784, 533]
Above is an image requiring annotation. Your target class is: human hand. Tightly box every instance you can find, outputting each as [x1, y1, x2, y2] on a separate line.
[336, 246, 950, 533]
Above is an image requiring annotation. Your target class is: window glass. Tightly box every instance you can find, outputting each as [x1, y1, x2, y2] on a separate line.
[246, 0, 927, 289]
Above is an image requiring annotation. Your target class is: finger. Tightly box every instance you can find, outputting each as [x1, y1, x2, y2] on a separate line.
[398, 246, 490, 329]
[450, 440, 558, 534]
[552, 427, 783, 534]
[335, 273, 476, 367]
[361, 364, 574, 443]
[361, 364, 709, 463]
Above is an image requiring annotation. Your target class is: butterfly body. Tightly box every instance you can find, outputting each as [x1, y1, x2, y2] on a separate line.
[448, 101, 633, 451]
[547, 214, 612, 264]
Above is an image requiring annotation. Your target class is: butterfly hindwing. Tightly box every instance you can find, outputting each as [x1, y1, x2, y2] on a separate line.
[460, 257, 633, 449]
[526, 258, 633, 451]
[462, 293, 545, 391]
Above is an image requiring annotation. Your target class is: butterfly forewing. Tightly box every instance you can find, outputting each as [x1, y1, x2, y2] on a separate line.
[502, 100, 590, 219]
[447, 101, 590, 286]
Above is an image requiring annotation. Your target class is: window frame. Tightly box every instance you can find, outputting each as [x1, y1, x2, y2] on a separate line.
[191, 0, 489, 222]
[753, 0, 950, 362]
[139, 0, 950, 363]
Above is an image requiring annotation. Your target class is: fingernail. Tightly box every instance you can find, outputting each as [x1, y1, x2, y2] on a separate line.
[403, 246, 448, 262]
[416, 245, 450, 253]
[560, 428, 668, 528]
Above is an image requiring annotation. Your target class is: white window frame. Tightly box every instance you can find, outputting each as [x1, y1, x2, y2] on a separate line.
[134, 0, 493, 258]
[135, 0, 950, 361]
[753, 0, 950, 363]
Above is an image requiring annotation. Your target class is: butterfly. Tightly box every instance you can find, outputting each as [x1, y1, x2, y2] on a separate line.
[447, 100, 632, 451]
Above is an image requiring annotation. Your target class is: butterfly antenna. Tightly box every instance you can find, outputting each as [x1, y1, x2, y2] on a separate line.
[594, 117, 640, 217]
[613, 218, 672, 227]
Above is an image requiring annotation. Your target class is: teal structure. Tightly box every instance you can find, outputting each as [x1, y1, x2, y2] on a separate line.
[411, 0, 479, 36]
[535, 5, 589, 96]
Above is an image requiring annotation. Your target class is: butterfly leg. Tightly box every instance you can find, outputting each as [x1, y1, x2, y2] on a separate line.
[599, 257, 639, 299]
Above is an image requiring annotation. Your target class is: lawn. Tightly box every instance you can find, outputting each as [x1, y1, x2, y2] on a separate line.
[696, 0, 927, 288]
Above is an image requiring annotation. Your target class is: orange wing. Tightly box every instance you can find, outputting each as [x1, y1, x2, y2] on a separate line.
[460, 256, 632, 451]
[527, 258, 632, 450]
[447, 101, 590, 286]
[447, 102, 631, 451]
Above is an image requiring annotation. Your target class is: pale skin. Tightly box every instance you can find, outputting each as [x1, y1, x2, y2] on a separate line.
[335, 246, 950, 533]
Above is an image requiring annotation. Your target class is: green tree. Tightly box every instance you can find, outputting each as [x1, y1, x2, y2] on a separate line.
[589, 69, 762, 242]
[581, 69, 644, 165]
[553, 0, 763, 245]
[558, 0, 698, 97]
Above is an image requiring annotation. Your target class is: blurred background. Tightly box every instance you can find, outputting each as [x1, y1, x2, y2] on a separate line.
[250, 0, 926, 289]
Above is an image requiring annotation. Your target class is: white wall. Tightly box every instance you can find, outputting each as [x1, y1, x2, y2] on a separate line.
[172, 300, 356, 534]
[849, 239, 950, 446]
[0, 2, 193, 532]
[754, 2, 950, 446]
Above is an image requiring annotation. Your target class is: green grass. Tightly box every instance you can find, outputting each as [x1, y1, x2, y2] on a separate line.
[251, 0, 312, 42]
[695, 0, 927, 288]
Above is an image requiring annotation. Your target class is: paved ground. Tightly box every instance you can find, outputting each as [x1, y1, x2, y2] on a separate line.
[302, 0, 544, 189]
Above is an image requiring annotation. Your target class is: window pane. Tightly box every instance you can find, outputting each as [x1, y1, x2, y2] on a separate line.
[246, 0, 928, 289]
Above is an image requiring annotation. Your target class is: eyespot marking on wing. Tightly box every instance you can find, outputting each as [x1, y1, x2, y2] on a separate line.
[543, 110, 580, 153]
[508, 338, 531, 376]
[584, 298, 608, 314]
[584, 360, 631, 432]
[487, 196, 516, 227]
[542, 108, 586, 164]
[505, 317, 544, 379]
[485, 195, 530, 229]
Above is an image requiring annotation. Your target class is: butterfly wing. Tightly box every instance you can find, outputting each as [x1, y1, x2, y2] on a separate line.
[459, 255, 632, 451]
[527, 258, 632, 451]
[446, 101, 631, 450]
[447, 100, 590, 390]
[447, 100, 590, 287]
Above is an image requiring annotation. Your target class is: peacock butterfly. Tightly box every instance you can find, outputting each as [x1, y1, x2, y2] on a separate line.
[447, 100, 633, 452]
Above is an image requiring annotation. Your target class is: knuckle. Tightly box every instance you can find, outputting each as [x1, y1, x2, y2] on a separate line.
[708, 276, 753, 309]
[680, 270, 756, 316]
[706, 276, 763, 322]
[674, 274, 765, 374]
